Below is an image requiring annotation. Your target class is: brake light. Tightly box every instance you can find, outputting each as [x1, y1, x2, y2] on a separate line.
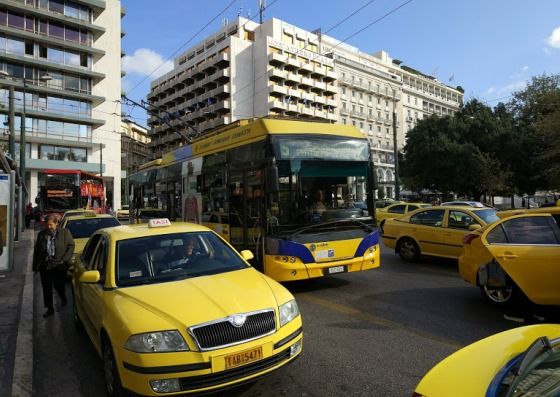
[463, 233, 480, 245]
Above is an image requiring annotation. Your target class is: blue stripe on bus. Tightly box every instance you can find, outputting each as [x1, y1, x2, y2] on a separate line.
[266, 239, 315, 264]
[354, 229, 380, 257]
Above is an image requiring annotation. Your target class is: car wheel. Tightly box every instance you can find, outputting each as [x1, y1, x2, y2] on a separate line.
[72, 290, 83, 331]
[103, 339, 124, 397]
[397, 238, 419, 262]
[480, 284, 515, 306]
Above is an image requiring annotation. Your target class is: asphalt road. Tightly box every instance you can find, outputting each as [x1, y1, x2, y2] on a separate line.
[32, 244, 558, 397]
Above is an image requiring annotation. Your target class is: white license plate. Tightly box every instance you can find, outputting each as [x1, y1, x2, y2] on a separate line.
[327, 266, 345, 274]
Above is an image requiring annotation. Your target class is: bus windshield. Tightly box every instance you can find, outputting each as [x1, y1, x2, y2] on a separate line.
[270, 159, 370, 234]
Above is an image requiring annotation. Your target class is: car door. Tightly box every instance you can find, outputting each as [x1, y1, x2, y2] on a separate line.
[443, 209, 477, 258]
[483, 214, 560, 305]
[408, 209, 446, 256]
[380, 204, 406, 221]
[80, 235, 109, 340]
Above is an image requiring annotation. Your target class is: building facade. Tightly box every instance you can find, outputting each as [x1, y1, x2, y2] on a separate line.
[120, 117, 151, 206]
[147, 17, 463, 198]
[0, 0, 123, 207]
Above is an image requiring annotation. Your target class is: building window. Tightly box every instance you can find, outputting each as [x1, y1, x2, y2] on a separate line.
[39, 144, 87, 162]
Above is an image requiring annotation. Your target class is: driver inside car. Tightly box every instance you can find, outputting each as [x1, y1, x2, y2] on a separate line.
[160, 235, 202, 273]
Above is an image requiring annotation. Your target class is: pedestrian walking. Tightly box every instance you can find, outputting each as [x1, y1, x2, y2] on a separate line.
[32, 214, 75, 318]
[25, 202, 33, 228]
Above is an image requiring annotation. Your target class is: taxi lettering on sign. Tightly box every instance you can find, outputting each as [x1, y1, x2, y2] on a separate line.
[148, 218, 172, 228]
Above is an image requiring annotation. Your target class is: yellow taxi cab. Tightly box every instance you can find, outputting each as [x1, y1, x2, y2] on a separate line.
[376, 202, 431, 231]
[62, 212, 121, 255]
[60, 209, 96, 224]
[413, 324, 560, 397]
[71, 219, 303, 396]
[382, 206, 499, 261]
[496, 204, 560, 219]
[458, 213, 560, 306]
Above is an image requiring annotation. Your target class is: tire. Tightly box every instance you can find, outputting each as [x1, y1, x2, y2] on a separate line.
[397, 238, 419, 262]
[103, 339, 124, 397]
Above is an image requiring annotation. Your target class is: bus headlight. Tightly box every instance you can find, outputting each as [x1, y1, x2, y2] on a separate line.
[279, 300, 299, 327]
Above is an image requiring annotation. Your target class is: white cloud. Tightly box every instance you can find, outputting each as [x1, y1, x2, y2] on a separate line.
[546, 26, 560, 48]
[122, 48, 174, 79]
[521, 65, 529, 72]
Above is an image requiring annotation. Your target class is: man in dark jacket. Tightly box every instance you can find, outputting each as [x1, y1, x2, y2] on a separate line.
[33, 214, 75, 318]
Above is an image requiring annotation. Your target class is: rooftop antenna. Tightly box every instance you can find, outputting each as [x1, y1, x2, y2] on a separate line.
[259, 0, 266, 23]
[237, 7, 242, 17]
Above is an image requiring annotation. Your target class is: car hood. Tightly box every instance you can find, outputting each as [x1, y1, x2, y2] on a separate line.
[414, 324, 560, 397]
[113, 268, 280, 329]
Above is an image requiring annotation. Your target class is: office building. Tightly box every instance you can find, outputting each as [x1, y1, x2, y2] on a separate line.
[120, 117, 151, 205]
[148, 17, 463, 198]
[0, 0, 124, 207]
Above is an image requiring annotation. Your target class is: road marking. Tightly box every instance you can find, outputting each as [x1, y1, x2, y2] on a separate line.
[298, 293, 462, 349]
[11, 230, 35, 397]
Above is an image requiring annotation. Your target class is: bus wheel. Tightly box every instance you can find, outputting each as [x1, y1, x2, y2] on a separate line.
[397, 238, 419, 262]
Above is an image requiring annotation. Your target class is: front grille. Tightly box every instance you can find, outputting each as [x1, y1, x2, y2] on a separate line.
[190, 310, 276, 350]
[179, 347, 292, 391]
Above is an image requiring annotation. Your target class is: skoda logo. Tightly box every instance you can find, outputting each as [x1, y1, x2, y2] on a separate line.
[229, 314, 247, 327]
[310, 244, 316, 252]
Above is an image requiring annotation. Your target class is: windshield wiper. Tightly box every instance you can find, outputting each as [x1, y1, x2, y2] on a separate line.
[505, 336, 552, 396]
[285, 219, 374, 240]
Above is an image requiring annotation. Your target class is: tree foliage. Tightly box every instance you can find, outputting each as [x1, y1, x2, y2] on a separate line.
[399, 73, 560, 197]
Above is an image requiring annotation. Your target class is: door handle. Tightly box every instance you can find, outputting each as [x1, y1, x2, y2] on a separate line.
[497, 252, 518, 260]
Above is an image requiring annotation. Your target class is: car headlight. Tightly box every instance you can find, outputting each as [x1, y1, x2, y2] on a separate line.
[279, 300, 299, 327]
[125, 330, 189, 353]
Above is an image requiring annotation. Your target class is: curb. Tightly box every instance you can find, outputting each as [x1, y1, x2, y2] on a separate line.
[11, 230, 34, 397]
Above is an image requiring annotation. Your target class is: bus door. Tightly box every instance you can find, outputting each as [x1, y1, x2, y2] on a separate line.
[229, 170, 263, 252]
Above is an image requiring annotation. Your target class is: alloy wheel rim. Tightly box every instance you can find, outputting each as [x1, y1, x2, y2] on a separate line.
[400, 242, 416, 259]
[484, 285, 513, 303]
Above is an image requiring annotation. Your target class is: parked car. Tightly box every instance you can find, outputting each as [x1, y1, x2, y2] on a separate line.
[382, 206, 499, 261]
[376, 202, 431, 232]
[496, 204, 560, 220]
[413, 324, 560, 397]
[459, 213, 560, 306]
[60, 209, 96, 224]
[72, 219, 303, 396]
[375, 199, 403, 209]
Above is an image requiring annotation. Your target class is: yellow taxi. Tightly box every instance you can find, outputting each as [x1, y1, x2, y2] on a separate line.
[71, 219, 303, 396]
[62, 213, 121, 255]
[60, 209, 96, 224]
[376, 202, 431, 231]
[496, 204, 560, 219]
[413, 324, 560, 397]
[458, 213, 560, 306]
[382, 206, 499, 261]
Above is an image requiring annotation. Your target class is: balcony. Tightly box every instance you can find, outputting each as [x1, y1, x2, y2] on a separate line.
[215, 53, 230, 67]
[300, 107, 314, 116]
[326, 98, 337, 108]
[268, 52, 287, 66]
[269, 100, 286, 111]
[300, 63, 313, 73]
[311, 66, 326, 78]
[314, 95, 326, 105]
[269, 84, 287, 96]
[327, 112, 337, 121]
[213, 84, 230, 99]
[269, 68, 287, 81]
[324, 84, 337, 95]
[285, 73, 301, 85]
[324, 70, 337, 82]
[285, 58, 300, 71]
[299, 77, 313, 88]
[312, 81, 326, 92]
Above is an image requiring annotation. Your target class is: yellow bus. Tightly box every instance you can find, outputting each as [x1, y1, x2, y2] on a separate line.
[129, 118, 380, 281]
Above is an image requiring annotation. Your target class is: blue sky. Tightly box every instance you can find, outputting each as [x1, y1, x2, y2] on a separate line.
[120, 0, 560, 126]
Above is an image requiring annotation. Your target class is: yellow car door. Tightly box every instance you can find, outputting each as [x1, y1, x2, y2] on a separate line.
[80, 236, 109, 337]
[443, 209, 477, 258]
[407, 209, 446, 257]
[484, 214, 560, 305]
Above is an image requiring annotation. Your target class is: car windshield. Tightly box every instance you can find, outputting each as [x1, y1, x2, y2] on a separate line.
[115, 231, 249, 287]
[492, 337, 560, 397]
[473, 208, 499, 224]
[66, 217, 121, 238]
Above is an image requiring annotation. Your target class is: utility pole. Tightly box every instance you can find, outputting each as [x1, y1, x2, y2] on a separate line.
[8, 85, 14, 158]
[392, 88, 400, 200]
[19, 80, 26, 227]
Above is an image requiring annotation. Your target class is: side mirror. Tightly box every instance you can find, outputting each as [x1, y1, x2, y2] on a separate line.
[468, 224, 482, 231]
[240, 250, 254, 261]
[79, 270, 100, 283]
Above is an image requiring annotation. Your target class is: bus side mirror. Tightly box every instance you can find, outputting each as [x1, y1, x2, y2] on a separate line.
[266, 164, 279, 192]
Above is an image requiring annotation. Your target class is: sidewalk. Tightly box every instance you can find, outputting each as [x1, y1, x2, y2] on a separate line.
[0, 227, 35, 397]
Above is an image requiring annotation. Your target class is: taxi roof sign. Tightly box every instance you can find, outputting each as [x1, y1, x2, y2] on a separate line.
[148, 218, 172, 228]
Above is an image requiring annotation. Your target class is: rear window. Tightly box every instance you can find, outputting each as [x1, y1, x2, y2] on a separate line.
[473, 209, 499, 225]
[66, 218, 120, 239]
